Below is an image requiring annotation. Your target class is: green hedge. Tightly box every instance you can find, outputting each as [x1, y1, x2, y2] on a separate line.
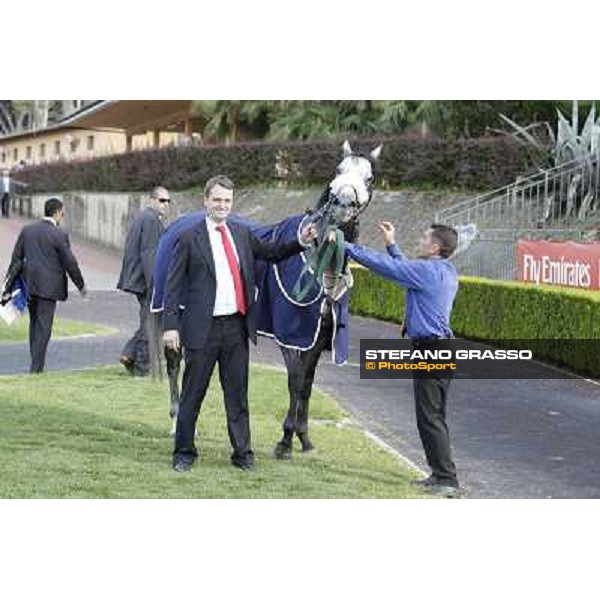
[18, 134, 534, 194]
[350, 268, 600, 377]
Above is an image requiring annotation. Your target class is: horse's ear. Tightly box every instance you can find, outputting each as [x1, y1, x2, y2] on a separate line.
[342, 140, 353, 157]
[370, 145, 382, 161]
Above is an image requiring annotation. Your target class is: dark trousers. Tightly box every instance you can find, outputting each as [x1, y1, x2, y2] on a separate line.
[121, 292, 150, 375]
[279, 312, 333, 437]
[412, 372, 458, 487]
[1, 192, 9, 218]
[174, 314, 253, 465]
[28, 295, 57, 373]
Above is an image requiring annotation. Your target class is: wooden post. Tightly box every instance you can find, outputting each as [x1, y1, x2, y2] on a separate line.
[126, 134, 133, 152]
[153, 130, 160, 148]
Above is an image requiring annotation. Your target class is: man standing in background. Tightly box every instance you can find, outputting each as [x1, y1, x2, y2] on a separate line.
[1, 168, 28, 219]
[117, 186, 171, 376]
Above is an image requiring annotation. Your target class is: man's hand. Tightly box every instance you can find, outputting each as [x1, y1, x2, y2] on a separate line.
[378, 221, 396, 246]
[164, 329, 180, 352]
[300, 223, 317, 246]
[1, 290, 11, 306]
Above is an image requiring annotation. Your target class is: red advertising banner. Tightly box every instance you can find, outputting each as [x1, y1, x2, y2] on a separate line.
[517, 239, 600, 289]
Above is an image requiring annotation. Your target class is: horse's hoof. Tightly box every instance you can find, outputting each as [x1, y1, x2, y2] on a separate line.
[298, 435, 315, 453]
[273, 441, 292, 460]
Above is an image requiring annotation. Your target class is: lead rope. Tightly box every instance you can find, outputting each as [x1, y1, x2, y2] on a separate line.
[291, 227, 345, 302]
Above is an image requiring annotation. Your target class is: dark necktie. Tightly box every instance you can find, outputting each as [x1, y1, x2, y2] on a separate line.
[216, 225, 247, 315]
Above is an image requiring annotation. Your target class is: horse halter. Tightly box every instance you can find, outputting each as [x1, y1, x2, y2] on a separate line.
[323, 164, 374, 224]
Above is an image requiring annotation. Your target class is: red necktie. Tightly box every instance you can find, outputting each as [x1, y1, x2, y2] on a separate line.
[216, 225, 247, 315]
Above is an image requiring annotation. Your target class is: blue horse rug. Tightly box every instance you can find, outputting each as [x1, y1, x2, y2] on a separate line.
[151, 212, 350, 365]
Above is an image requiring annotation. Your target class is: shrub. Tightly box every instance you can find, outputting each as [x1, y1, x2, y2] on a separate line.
[350, 268, 600, 377]
[18, 135, 534, 194]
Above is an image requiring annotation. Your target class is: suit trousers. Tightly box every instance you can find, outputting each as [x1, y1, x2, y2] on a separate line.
[121, 292, 150, 375]
[28, 295, 57, 373]
[1, 192, 9, 218]
[174, 313, 253, 465]
[412, 371, 458, 487]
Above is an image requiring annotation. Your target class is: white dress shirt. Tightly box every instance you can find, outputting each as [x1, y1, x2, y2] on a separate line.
[206, 216, 241, 316]
[42, 217, 58, 226]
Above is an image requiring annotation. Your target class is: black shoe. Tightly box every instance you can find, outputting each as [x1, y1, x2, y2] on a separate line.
[232, 452, 255, 470]
[411, 475, 439, 487]
[232, 459, 254, 471]
[173, 460, 193, 473]
[120, 355, 135, 375]
[428, 483, 464, 498]
[273, 441, 292, 460]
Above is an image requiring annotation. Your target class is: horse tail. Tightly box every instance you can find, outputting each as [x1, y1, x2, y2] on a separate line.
[147, 311, 164, 381]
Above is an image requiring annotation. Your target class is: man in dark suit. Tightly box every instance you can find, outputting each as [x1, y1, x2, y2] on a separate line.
[163, 175, 316, 472]
[117, 186, 171, 376]
[4, 197, 86, 373]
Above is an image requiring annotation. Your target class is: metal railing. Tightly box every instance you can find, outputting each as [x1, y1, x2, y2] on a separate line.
[437, 156, 600, 280]
[436, 156, 600, 230]
[453, 228, 590, 281]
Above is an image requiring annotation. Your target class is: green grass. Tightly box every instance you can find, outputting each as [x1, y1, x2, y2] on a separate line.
[0, 317, 115, 343]
[0, 365, 426, 499]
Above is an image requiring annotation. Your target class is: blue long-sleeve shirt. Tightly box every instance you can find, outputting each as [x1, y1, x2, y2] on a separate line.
[345, 241, 458, 339]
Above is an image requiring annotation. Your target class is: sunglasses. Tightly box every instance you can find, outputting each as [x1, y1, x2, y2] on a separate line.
[158, 198, 171, 203]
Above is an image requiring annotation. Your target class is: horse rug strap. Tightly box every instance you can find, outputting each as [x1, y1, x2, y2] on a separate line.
[292, 228, 345, 302]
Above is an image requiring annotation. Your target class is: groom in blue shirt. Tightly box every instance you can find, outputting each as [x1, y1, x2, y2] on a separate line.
[346, 221, 462, 497]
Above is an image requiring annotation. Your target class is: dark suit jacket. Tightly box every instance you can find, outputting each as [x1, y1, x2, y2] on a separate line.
[163, 219, 303, 349]
[7, 219, 85, 301]
[117, 207, 165, 295]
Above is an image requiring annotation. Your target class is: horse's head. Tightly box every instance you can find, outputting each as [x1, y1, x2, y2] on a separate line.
[317, 140, 382, 226]
[292, 141, 382, 303]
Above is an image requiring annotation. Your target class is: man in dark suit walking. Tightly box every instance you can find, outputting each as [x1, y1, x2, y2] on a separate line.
[117, 186, 171, 376]
[4, 197, 86, 373]
[163, 175, 316, 472]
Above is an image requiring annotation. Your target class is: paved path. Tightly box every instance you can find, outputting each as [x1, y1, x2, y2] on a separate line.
[2, 216, 600, 498]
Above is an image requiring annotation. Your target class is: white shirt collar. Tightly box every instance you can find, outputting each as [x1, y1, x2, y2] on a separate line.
[43, 216, 58, 227]
[206, 215, 228, 231]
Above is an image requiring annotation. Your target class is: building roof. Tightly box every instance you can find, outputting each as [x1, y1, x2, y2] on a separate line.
[0, 100, 194, 142]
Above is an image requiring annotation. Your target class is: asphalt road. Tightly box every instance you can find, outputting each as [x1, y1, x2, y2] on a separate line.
[2, 217, 600, 498]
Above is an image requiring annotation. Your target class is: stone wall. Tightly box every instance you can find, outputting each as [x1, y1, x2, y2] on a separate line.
[11, 185, 470, 255]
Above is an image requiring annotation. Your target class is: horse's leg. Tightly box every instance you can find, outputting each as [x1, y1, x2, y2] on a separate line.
[295, 312, 334, 452]
[274, 346, 305, 459]
[165, 346, 182, 436]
